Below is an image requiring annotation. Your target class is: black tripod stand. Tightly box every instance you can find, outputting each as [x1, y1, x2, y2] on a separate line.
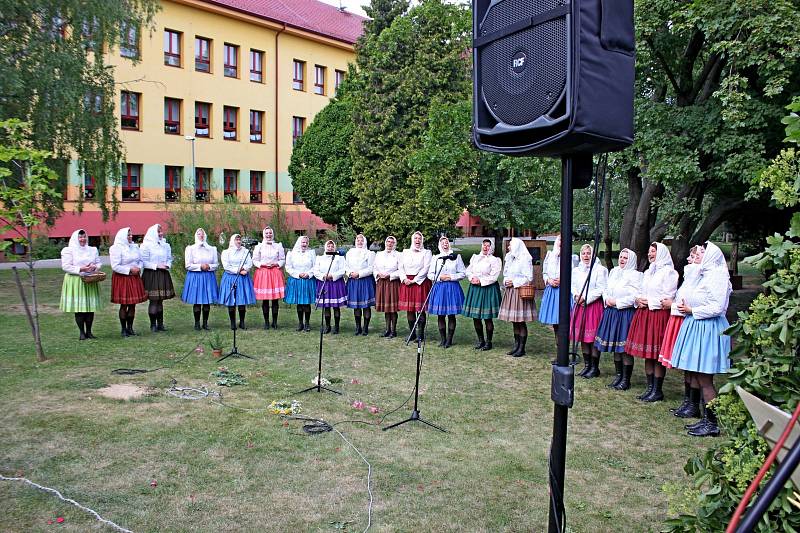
[296, 251, 341, 395]
[218, 243, 256, 362]
[383, 256, 450, 432]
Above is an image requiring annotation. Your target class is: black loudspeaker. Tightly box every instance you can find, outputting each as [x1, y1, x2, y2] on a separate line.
[472, 0, 635, 157]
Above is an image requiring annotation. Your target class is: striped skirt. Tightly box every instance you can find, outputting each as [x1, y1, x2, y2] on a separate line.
[569, 299, 604, 343]
[462, 282, 501, 319]
[670, 315, 731, 375]
[594, 306, 636, 352]
[428, 280, 465, 316]
[398, 276, 432, 313]
[498, 286, 537, 323]
[347, 276, 376, 308]
[316, 278, 347, 308]
[181, 270, 219, 305]
[253, 266, 286, 300]
[59, 274, 103, 313]
[218, 272, 256, 306]
[657, 315, 685, 368]
[142, 269, 175, 300]
[375, 278, 400, 313]
[624, 308, 671, 359]
[111, 272, 148, 305]
[285, 276, 317, 305]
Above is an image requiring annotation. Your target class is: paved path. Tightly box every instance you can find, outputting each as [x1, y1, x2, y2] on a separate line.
[0, 256, 111, 270]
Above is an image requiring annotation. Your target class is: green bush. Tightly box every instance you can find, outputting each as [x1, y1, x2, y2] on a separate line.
[30, 236, 64, 260]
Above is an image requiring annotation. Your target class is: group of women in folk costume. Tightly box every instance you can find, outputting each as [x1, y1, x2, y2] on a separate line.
[219, 234, 256, 330]
[462, 239, 502, 350]
[373, 236, 401, 337]
[252, 227, 285, 329]
[284, 235, 316, 332]
[346, 234, 377, 335]
[398, 231, 433, 341]
[60, 229, 103, 340]
[428, 236, 466, 348]
[569, 244, 609, 376]
[499, 238, 535, 356]
[140, 224, 175, 332]
[110, 227, 149, 337]
[182, 228, 218, 330]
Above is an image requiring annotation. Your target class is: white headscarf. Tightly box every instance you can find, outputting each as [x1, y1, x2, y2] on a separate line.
[552, 235, 561, 257]
[649, 242, 674, 272]
[292, 235, 310, 254]
[437, 236, 452, 255]
[194, 228, 210, 248]
[228, 233, 242, 250]
[113, 227, 131, 248]
[410, 231, 424, 251]
[700, 242, 727, 276]
[142, 224, 163, 247]
[384, 235, 398, 255]
[576, 243, 600, 272]
[324, 239, 336, 253]
[68, 229, 88, 251]
[262, 226, 274, 244]
[480, 239, 495, 256]
[619, 248, 638, 272]
[507, 237, 532, 262]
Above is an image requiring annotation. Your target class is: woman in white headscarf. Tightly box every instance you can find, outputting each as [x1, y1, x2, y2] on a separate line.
[398, 231, 433, 341]
[181, 228, 219, 330]
[593, 248, 642, 389]
[346, 234, 376, 335]
[427, 236, 466, 348]
[498, 238, 536, 356]
[140, 223, 175, 333]
[252, 226, 286, 329]
[284, 235, 317, 332]
[624, 241, 679, 402]
[570, 244, 609, 378]
[670, 242, 732, 437]
[219, 234, 256, 330]
[313, 239, 347, 334]
[659, 245, 704, 417]
[373, 236, 401, 337]
[539, 235, 565, 339]
[110, 227, 147, 337]
[59, 229, 103, 339]
[462, 238, 502, 350]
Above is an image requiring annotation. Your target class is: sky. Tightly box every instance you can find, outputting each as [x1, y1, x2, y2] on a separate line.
[317, 0, 369, 16]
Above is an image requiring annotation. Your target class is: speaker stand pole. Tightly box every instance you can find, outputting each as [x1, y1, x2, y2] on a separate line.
[548, 154, 588, 533]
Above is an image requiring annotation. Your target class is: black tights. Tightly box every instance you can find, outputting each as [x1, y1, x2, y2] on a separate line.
[73, 312, 95, 335]
[407, 311, 426, 336]
[512, 321, 528, 337]
[437, 314, 457, 335]
[354, 308, 372, 322]
[473, 318, 494, 340]
[118, 304, 137, 332]
[227, 305, 247, 326]
[384, 312, 398, 332]
[148, 299, 164, 317]
[262, 300, 280, 325]
[295, 304, 311, 325]
[192, 304, 210, 325]
[323, 307, 341, 326]
[645, 358, 667, 378]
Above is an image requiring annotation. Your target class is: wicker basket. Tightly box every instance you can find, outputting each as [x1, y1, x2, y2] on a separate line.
[81, 271, 107, 284]
[518, 283, 536, 300]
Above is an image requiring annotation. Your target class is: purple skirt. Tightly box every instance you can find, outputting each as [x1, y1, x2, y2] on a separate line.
[316, 278, 347, 308]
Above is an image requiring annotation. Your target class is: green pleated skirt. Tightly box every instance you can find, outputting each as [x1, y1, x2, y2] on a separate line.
[59, 274, 103, 313]
[461, 282, 501, 319]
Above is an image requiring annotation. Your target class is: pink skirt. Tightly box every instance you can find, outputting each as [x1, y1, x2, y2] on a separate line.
[625, 308, 671, 359]
[658, 315, 685, 368]
[569, 299, 604, 343]
[253, 266, 285, 300]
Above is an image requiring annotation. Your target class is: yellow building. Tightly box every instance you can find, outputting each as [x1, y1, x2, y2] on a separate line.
[58, 0, 365, 238]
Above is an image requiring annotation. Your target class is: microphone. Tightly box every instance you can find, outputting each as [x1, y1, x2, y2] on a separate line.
[438, 252, 458, 261]
[241, 236, 258, 248]
[325, 249, 346, 256]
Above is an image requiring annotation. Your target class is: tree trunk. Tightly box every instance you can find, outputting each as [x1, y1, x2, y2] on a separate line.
[603, 174, 613, 269]
[12, 266, 46, 362]
[490, 227, 504, 257]
[619, 166, 664, 270]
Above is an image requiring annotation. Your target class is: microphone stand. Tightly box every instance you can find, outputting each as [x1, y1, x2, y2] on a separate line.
[218, 244, 256, 362]
[296, 252, 341, 395]
[383, 255, 450, 432]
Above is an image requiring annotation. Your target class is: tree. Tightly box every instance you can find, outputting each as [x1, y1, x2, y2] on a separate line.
[619, 0, 800, 270]
[350, 0, 472, 243]
[288, 83, 356, 227]
[0, 0, 159, 219]
[0, 120, 62, 362]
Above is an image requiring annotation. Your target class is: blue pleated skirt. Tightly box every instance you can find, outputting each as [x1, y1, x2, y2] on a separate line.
[181, 270, 219, 305]
[594, 306, 636, 352]
[218, 272, 256, 306]
[285, 276, 317, 305]
[347, 276, 376, 308]
[670, 315, 731, 374]
[316, 278, 347, 308]
[428, 280, 465, 315]
[538, 285, 573, 325]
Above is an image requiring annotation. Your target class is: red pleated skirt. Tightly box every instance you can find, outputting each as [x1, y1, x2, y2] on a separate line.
[398, 276, 432, 312]
[658, 315, 685, 368]
[569, 299, 604, 343]
[625, 308, 671, 359]
[111, 272, 148, 304]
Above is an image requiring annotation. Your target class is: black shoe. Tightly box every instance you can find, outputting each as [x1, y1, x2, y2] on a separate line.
[86, 332, 97, 339]
[79, 332, 87, 340]
[583, 358, 601, 379]
[194, 322, 201, 331]
[507, 334, 520, 355]
[297, 323, 305, 332]
[355, 326, 363, 336]
[642, 377, 664, 402]
[151, 324, 158, 333]
[157, 324, 167, 332]
[271, 321, 278, 330]
[688, 419, 720, 437]
[202, 323, 210, 331]
[126, 328, 139, 337]
[674, 401, 701, 419]
[239, 321, 246, 330]
[615, 365, 633, 391]
[333, 326, 340, 335]
[324, 325, 331, 334]
[383, 330, 391, 338]
[637, 374, 654, 400]
[362, 325, 369, 336]
[438, 328, 446, 347]
[474, 340, 485, 350]
[512, 336, 527, 357]
[577, 354, 591, 377]
[304, 324, 311, 332]
[121, 327, 129, 338]
[389, 330, 397, 338]
[670, 398, 690, 414]
[263, 322, 271, 330]
[607, 360, 623, 388]
[444, 336, 453, 348]
[685, 417, 707, 431]
[230, 322, 237, 331]
[480, 342, 493, 351]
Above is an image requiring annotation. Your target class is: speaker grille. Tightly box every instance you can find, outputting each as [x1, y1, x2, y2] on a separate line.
[479, 0, 568, 127]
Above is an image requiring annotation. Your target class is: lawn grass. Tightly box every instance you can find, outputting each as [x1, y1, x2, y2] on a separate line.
[0, 268, 710, 532]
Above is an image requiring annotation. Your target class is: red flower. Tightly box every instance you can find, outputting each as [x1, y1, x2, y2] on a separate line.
[56, 517, 64, 523]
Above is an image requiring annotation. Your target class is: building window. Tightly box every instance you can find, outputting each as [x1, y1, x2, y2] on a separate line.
[224, 44, 238, 78]
[224, 169, 238, 200]
[223, 106, 238, 140]
[195, 168, 210, 202]
[293, 190, 303, 204]
[292, 116, 305, 147]
[83, 175, 95, 200]
[249, 171, 263, 203]
[120, 91, 140, 130]
[165, 166, 181, 202]
[120, 22, 139, 58]
[122, 164, 141, 202]
[195, 102, 210, 137]
[292, 60, 304, 90]
[164, 30, 181, 67]
[314, 65, 326, 95]
[82, 18, 99, 50]
[250, 49, 263, 83]
[250, 110, 263, 143]
[335, 69, 345, 95]
[195, 37, 211, 72]
[84, 93, 102, 115]
[164, 98, 181, 135]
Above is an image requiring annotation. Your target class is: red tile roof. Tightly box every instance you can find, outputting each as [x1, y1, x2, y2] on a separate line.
[201, 0, 367, 44]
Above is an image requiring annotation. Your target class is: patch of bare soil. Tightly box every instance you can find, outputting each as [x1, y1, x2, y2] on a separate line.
[97, 383, 157, 400]
[6, 304, 61, 315]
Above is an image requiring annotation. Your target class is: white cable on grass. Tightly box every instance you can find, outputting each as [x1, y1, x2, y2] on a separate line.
[0, 474, 133, 533]
[331, 426, 374, 533]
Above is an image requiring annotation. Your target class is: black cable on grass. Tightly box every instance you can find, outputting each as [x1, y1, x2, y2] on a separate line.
[112, 336, 206, 375]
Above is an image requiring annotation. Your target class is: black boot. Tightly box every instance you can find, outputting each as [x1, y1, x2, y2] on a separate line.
[512, 335, 527, 357]
[85, 313, 96, 339]
[506, 335, 520, 355]
[607, 360, 623, 388]
[228, 308, 237, 330]
[474, 333, 486, 350]
[195, 320, 201, 331]
[584, 357, 601, 379]
[637, 374, 654, 400]
[408, 318, 417, 341]
[193, 305, 201, 330]
[271, 301, 279, 329]
[362, 316, 370, 336]
[445, 318, 455, 348]
[238, 306, 247, 330]
[150, 313, 158, 333]
[202, 305, 211, 330]
[126, 317, 138, 336]
[262, 302, 270, 330]
[333, 313, 340, 334]
[615, 364, 633, 390]
[75, 313, 87, 340]
[670, 383, 691, 413]
[578, 353, 591, 377]
[120, 317, 129, 338]
[642, 376, 665, 402]
[354, 316, 363, 336]
[481, 329, 493, 351]
[157, 311, 167, 332]
[438, 327, 447, 347]
[675, 388, 702, 418]
[296, 308, 305, 331]
[688, 404, 720, 437]
[324, 314, 331, 334]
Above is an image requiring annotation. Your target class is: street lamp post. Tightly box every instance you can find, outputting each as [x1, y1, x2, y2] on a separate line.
[184, 135, 195, 202]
